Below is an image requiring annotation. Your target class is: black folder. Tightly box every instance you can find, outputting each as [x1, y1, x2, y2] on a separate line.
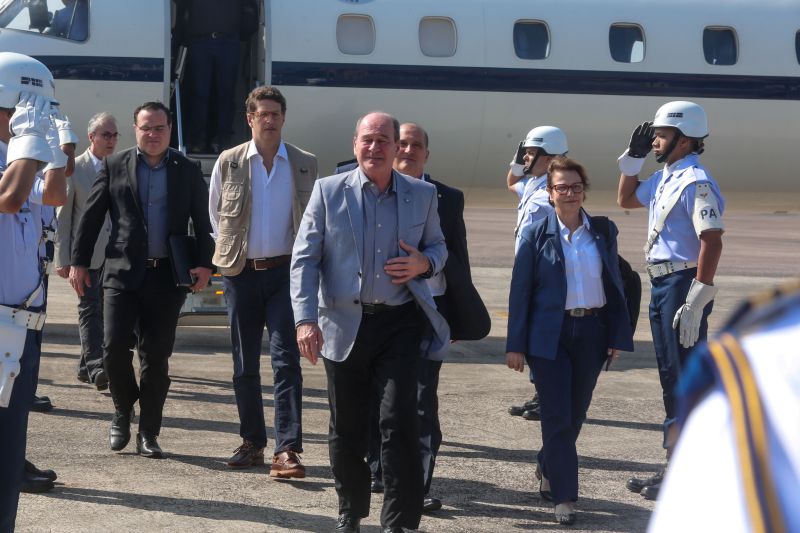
[168, 235, 197, 289]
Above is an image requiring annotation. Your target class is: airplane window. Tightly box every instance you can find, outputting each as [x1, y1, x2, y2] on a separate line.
[703, 27, 737, 65]
[0, 0, 88, 42]
[796, 31, 800, 64]
[419, 17, 457, 57]
[609, 24, 644, 63]
[336, 14, 375, 55]
[513, 21, 550, 60]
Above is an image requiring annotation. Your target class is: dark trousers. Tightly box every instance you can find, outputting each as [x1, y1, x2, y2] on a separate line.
[103, 265, 185, 436]
[368, 358, 443, 497]
[185, 35, 239, 148]
[0, 328, 39, 532]
[223, 264, 302, 453]
[649, 267, 712, 446]
[77, 267, 104, 379]
[528, 314, 607, 504]
[324, 303, 424, 529]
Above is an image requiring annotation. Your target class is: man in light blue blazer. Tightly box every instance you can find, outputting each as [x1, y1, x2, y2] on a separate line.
[291, 111, 448, 533]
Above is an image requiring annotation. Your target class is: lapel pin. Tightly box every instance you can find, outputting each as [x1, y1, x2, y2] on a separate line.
[231, 162, 239, 169]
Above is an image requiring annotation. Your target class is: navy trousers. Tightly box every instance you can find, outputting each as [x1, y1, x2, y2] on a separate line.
[324, 303, 424, 529]
[223, 264, 303, 453]
[528, 314, 607, 504]
[185, 35, 239, 149]
[0, 328, 39, 532]
[649, 267, 712, 446]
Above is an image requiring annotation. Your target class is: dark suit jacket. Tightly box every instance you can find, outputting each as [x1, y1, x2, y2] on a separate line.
[72, 147, 214, 291]
[506, 210, 634, 359]
[425, 175, 490, 341]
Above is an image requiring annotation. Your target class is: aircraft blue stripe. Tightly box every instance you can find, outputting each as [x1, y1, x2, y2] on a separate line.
[34, 56, 164, 83]
[272, 61, 800, 101]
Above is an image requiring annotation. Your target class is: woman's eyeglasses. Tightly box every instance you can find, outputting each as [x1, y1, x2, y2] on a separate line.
[550, 184, 585, 195]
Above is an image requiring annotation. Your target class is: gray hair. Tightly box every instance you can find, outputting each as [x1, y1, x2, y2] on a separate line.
[87, 112, 117, 136]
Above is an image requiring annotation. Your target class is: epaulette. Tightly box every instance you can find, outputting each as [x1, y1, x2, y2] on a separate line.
[722, 279, 800, 337]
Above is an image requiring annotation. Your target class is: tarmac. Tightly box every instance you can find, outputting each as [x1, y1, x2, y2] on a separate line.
[16, 200, 800, 533]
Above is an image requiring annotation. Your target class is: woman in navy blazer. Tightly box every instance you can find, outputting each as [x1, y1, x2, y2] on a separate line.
[506, 157, 634, 525]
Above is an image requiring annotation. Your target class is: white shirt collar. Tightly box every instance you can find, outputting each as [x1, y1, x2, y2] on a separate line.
[87, 149, 103, 169]
[556, 210, 591, 236]
[247, 140, 288, 162]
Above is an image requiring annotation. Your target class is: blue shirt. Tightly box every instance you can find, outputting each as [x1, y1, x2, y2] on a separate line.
[359, 169, 411, 306]
[514, 174, 552, 254]
[136, 149, 170, 258]
[635, 154, 725, 263]
[0, 141, 44, 307]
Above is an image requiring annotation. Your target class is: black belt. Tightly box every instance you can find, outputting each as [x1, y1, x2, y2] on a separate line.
[565, 308, 599, 317]
[362, 301, 415, 316]
[245, 255, 291, 270]
[145, 258, 168, 268]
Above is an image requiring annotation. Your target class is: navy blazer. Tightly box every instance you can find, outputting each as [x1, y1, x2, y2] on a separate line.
[506, 210, 634, 359]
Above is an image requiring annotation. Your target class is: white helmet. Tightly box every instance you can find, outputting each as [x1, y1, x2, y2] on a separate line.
[522, 126, 568, 155]
[0, 52, 56, 109]
[652, 101, 708, 138]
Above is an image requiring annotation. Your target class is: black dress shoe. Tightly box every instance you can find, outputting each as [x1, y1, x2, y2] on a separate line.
[381, 527, 405, 533]
[422, 496, 442, 513]
[25, 460, 57, 482]
[109, 408, 133, 451]
[92, 369, 109, 391]
[370, 477, 384, 493]
[21, 473, 54, 494]
[521, 404, 541, 421]
[136, 433, 163, 458]
[641, 482, 661, 500]
[627, 468, 665, 493]
[334, 513, 361, 532]
[30, 395, 53, 413]
[77, 369, 90, 383]
[508, 395, 540, 416]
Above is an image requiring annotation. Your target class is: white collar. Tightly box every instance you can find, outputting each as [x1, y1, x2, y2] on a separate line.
[247, 140, 288, 162]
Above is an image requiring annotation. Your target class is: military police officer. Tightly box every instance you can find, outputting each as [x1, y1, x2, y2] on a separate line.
[506, 126, 569, 422]
[0, 52, 67, 530]
[617, 101, 724, 500]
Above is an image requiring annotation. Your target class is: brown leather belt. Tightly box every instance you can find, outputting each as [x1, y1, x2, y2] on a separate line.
[145, 258, 168, 268]
[362, 301, 415, 316]
[565, 308, 599, 317]
[245, 255, 291, 270]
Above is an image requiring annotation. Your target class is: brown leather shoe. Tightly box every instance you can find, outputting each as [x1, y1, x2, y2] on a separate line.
[226, 440, 265, 469]
[270, 450, 306, 479]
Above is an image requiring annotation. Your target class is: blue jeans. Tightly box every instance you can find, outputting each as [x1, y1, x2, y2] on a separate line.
[528, 314, 607, 504]
[223, 264, 302, 453]
[649, 268, 712, 446]
[0, 327, 40, 532]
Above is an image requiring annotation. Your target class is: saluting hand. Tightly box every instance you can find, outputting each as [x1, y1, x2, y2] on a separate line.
[384, 240, 430, 284]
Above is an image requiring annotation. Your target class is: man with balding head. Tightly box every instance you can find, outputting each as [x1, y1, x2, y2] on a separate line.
[291, 112, 449, 532]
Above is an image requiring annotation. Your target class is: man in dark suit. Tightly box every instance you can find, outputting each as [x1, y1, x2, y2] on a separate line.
[69, 101, 214, 458]
[366, 123, 491, 513]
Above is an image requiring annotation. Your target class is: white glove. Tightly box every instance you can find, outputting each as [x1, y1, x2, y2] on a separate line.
[618, 150, 645, 177]
[673, 279, 718, 348]
[5, 92, 54, 166]
[51, 110, 79, 146]
[42, 122, 68, 173]
[509, 141, 526, 177]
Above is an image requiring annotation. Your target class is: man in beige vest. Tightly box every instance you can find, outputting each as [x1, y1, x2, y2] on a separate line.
[55, 112, 118, 390]
[209, 86, 317, 477]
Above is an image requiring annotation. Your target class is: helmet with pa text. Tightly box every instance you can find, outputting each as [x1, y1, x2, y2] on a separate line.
[522, 126, 569, 155]
[0, 52, 56, 109]
[652, 101, 708, 139]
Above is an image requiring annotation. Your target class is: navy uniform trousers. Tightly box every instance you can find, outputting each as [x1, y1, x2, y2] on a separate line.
[527, 314, 608, 504]
[649, 267, 712, 446]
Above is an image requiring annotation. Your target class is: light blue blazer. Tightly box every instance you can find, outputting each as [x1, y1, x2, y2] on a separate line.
[291, 169, 450, 362]
[506, 210, 634, 359]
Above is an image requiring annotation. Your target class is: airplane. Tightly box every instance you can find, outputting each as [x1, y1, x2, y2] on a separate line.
[2, 0, 798, 317]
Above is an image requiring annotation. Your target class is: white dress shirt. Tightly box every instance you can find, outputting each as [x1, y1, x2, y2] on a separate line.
[88, 149, 103, 173]
[558, 212, 606, 310]
[209, 140, 294, 258]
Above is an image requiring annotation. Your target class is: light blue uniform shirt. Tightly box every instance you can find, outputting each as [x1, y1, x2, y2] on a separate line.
[635, 154, 725, 263]
[514, 174, 553, 254]
[0, 141, 44, 308]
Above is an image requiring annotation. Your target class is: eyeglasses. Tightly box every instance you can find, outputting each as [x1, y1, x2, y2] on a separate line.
[551, 183, 585, 195]
[135, 125, 168, 134]
[248, 111, 281, 121]
[98, 132, 120, 140]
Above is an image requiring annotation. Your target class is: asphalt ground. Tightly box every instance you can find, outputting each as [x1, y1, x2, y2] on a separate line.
[16, 201, 799, 532]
